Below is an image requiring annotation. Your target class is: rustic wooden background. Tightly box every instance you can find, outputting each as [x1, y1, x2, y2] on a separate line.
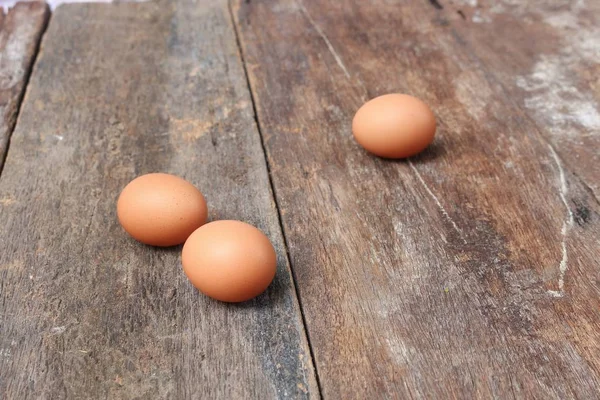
[0, 0, 598, 398]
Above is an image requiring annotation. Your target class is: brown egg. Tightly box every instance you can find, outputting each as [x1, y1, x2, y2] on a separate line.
[352, 93, 436, 158]
[181, 220, 277, 303]
[117, 173, 207, 247]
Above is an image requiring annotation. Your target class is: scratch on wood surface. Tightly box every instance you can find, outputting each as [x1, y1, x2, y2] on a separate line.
[297, 1, 351, 79]
[409, 160, 466, 244]
[547, 145, 574, 298]
[0, 196, 16, 205]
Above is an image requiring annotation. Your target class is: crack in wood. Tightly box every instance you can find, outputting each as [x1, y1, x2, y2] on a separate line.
[228, 1, 324, 398]
[297, 0, 351, 80]
[409, 160, 467, 244]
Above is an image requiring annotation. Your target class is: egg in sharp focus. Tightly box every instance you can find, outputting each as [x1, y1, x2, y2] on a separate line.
[352, 93, 437, 159]
[181, 220, 277, 303]
[117, 173, 208, 247]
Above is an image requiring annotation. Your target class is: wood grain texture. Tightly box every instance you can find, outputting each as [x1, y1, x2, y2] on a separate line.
[431, 0, 600, 201]
[233, 0, 600, 398]
[0, 1, 317, 398]
[0, 1, 48, 173]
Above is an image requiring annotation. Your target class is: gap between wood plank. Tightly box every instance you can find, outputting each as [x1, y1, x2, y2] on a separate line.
[0, 3, 50, 178]
[227, 1, 325, 398]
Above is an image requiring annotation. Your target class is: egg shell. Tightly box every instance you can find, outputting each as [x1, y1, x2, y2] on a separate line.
[352, 93, 436, 159]
[181, 220, 277, 303]
[117, 173, 207, 247]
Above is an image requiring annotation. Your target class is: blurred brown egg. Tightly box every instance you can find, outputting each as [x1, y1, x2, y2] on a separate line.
[181, 220, 277, 303]
[117, 173, 207, 247]
[352, 93, 436, 158]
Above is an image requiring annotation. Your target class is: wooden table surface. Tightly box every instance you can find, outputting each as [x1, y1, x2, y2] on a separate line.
[0, 0, 598, 398]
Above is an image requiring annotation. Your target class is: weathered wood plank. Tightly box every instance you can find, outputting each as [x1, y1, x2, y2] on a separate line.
[434, 0, 600, 201]
[233, 0, 600, 398]
[0, 1, 48, 173]
[0, 1, 317, 398]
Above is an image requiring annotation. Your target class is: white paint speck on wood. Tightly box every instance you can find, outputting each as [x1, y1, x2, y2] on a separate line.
[547, 145, 574, 298]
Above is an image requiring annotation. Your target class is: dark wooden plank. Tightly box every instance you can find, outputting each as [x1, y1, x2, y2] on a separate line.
[233, 0, 600, 398]
[433, 0, 600, 200]
[0, 1, 317, 398]
[0, 1, 48, 174]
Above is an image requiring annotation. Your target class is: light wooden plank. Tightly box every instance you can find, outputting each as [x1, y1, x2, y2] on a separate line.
[233, 0, 600, 397]
[0, 1, 317, 398]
